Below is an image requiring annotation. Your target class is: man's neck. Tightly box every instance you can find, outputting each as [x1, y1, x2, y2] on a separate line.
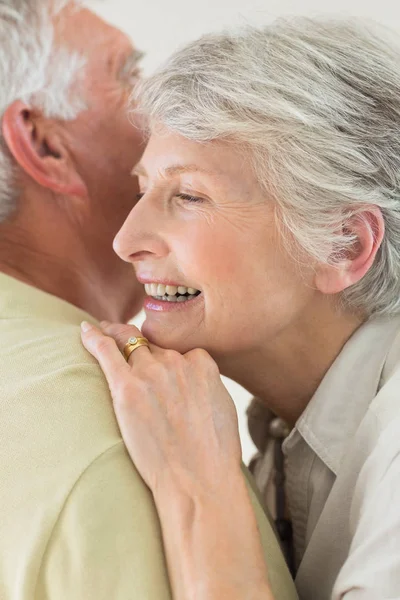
[217, 301, 364, 426]
[0, 219, 137, 323]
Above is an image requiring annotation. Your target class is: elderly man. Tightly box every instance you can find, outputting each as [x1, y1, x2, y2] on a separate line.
[0, 2, 295, 599]
[0, 1, 171, 598]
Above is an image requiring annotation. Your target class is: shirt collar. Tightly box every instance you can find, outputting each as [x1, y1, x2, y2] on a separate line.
[284, 315, 400, 475]
[0, 272, 94, 325]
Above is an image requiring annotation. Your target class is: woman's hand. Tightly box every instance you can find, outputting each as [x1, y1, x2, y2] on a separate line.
[81, 321, 276, 600]
[81, 321, 242, 499]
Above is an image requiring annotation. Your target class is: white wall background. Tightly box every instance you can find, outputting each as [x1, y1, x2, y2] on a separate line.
[86, 0, 400, 463]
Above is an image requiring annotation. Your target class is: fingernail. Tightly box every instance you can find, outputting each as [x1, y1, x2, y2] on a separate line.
[81, 321, 92, 333]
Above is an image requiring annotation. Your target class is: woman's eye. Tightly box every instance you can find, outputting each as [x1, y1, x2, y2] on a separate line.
[134, 192, 205, 205]
[176, 193, 204, 204]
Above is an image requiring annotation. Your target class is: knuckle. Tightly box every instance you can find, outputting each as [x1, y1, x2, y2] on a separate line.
[143, 361, 168, 381]
[94, 336, 114, 354]
[115, 377, 132, 396]
[113, 378, 139, 409]
[188, 348, 216, 368]
[163, 350, 183, 365]
[103, 323, 126, 336]
[189, 348, 209, 360]
[108, 327, 126, 342]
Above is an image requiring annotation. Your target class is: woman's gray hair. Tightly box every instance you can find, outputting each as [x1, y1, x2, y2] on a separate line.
[132, 17, 400, 316]
[0, 0, 86, 222]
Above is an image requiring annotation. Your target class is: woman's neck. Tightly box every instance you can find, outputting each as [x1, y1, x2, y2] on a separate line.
[217, 305, 364, 427]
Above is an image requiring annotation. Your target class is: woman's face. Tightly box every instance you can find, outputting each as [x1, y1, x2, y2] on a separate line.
[114, 128, 319, 358]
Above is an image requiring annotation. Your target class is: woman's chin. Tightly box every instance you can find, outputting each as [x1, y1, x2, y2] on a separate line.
[142, 320, 199, 354]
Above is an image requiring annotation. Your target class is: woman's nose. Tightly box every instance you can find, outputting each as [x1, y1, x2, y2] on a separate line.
[113, 197, 169, 264]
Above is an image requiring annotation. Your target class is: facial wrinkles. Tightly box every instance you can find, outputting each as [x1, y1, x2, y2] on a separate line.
[214, 197, 270, 235]
[139, 133, 271, 255]
[144, 153, 269, 229]
[176, 176, 270, 236]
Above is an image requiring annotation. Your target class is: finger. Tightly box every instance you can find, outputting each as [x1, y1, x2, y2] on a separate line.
[81, 322, 130, 387]
[100, 321, 155, 367]
[100, 321, 142, 347]
[100, 321, 162, 359]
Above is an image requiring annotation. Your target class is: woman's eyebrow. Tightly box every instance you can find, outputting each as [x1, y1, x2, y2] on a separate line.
[131, 164, 214, 178]
[163, 164, 214, 177]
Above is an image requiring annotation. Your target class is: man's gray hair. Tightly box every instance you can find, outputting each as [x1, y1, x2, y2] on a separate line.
[0, 0, 86, 222]
[132, 17, 400, 316]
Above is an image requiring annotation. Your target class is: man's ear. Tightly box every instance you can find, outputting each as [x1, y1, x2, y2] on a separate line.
[314, 207, 385, 295]
[2, 100, 88, 197]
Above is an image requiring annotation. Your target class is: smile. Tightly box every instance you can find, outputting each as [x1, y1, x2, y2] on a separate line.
[144, 283, 201, 303]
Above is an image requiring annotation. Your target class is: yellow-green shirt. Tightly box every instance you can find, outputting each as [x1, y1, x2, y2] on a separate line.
[0, 273, 297, 600]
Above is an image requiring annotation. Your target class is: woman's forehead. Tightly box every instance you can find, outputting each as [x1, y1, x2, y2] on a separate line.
[140, 130, 251, 181]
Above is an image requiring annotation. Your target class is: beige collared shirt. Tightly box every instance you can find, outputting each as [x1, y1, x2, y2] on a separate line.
[250, 315, 400, 599]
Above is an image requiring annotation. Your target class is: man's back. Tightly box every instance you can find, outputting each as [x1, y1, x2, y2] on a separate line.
[0, 272, 297, 600]
[0, 273, 173, 599]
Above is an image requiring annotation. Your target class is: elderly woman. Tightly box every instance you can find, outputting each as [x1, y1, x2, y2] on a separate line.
[81, 16, 400, 600]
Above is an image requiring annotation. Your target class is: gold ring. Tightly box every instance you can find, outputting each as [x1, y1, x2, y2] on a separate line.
[123, 336, 150, 362]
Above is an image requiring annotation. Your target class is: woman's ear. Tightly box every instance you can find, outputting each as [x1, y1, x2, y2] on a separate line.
[2, 100, 88, 197]
[315, 207, 385, 295]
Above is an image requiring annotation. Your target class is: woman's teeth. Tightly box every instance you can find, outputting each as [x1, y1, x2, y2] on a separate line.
[144, 283, 201, 302]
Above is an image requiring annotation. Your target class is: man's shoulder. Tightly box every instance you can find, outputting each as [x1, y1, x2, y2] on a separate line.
[2, 313, 118, 415]
[1, 319, 172, 599]
[0, 314, 128, 511]
[0, 315, 171, 600]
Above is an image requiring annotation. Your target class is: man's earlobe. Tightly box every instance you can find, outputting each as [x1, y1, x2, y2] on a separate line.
[2, 100, 88, 197]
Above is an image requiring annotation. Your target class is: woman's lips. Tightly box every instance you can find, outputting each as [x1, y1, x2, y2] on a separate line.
[144, 292, 203, 313]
